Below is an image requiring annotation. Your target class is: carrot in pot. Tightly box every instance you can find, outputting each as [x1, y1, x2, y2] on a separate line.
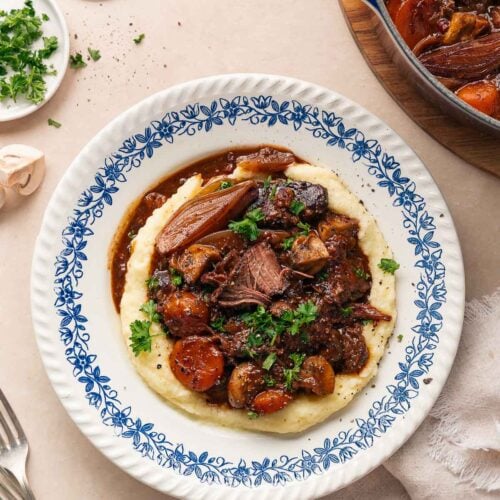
[456, 81, 499, 116]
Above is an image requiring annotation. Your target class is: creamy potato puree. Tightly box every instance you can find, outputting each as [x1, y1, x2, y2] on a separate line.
[120, 164, 396, 433]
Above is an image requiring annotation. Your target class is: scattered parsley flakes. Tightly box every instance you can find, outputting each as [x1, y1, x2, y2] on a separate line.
[145, 276, 159, 290]
[282, 236, 295, 251]
[47, 118, 61, 128]
[354, 267, 370, 280]
[170, 268, 183, 287]
[263, 374, 275, 387]
[219, 180, 232, 190]
[284, 353, 306, 390]
[289, 199, 305, 216]
[378, 258, 399, 274]
[247, 411, 259, 420]
[228, 207, 264, 241]
[210, 317, 226, 332]
[262, 352, 277, 371]
[263, 176, 272, 190]
[282, 301, 317, 336]
[297, 221, 311, 235]
[340, 306, 353, 317]
[397, 334, 403, 342]
[133, 33, 145, 44]
[69, 52, 87, 69]
[42, 13, 49, 21]
[87, 47, 101, 62]
[0, 2, 59, 104]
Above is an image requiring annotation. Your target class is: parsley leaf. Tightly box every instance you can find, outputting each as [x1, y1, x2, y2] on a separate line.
[145, 276, 159, 290]
[247, 411, 259, 420]
[378, 258, 400, 274]
[87, 47, 101, 62]
[41, 13, 49, 21]
[69, 52, 87, 69]
[281, 300, 317, 336]
[262, 352, 277, 371]
[340, 306, 353, 317]
[47, 118, 61, 128]
[140, 299, 161, 323]
[297, 221, 311, 235]
[228, 208, 264, 241]
[263, 176, 272, 190]
[263, 374, 275, 387]
[210, 317, 226, 332]
[354, 267, 370, 280]
[219, 180, 232, 190]
[397, 334, 403, 342]
[283, 353, 306, 390]
[170, 268, 183, 287]
[129, 319, 153, 356]
[281, 236, 295, 251]
[289, 199, 305, 216]
[133, 33, 145, 44]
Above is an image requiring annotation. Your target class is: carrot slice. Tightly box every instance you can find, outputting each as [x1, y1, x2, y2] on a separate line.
[456, 81, 498, 116]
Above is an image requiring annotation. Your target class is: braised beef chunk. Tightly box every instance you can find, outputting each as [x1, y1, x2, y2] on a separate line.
[253, 180, 328, 228]
[146, 174, 392, 414]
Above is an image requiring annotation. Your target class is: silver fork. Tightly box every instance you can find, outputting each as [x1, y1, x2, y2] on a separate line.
[0, 390, 35, 499]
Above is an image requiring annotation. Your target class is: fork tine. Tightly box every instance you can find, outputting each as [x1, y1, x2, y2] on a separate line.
[0, 468, 21, 500]
[0, 390, 25, 443]
[0, 410, 17, 447]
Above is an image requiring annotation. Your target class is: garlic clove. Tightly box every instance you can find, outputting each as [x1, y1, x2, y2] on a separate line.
[0, 144, 45, 195]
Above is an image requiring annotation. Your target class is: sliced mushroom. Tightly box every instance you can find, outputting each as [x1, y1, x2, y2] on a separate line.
[171, 244, 221, 284]
[289, 233, 329, 275]
[318, 213, 359, 242]
[295, 356, 335, 396]
[227, 362, 265, 409]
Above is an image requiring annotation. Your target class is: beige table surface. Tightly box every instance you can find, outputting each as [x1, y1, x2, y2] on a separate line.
[0, 1, 499, 499]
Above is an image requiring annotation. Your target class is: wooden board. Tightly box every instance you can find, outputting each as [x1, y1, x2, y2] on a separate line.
[340, 0, 500, 177]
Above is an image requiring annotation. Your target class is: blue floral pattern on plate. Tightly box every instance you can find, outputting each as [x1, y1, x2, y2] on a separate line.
[53, 96, 445, 487]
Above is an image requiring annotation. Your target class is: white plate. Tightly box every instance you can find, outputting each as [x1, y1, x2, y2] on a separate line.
[0, 0, 69, 122]
[31, 74, 465, 499]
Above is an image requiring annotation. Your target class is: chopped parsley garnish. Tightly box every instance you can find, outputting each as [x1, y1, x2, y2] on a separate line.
[170, 268, 183, 287]
[263, 374, 275, 387]
[133, 33, 145, 44]
[247, 411, 259, 420]
[317, 269, 329, 281]
[378, 258, 400, 274]
[354, 267, 370, 280]
[297, 221, 311, 235]
[262, 352, 277, 371]
[41, 13, 49, 21]
[281, 301, 318, 335]
[281, 236, 295, 251]
[243, 301, 317, 349]
[47, 118, 61, 128]
[129, 300, 162, 355]
[69, 52, 87, 69]
[397, 334, 403, 342]
[140, 299, 161, 323]
[210, 317, 226, 332]
[145, 276, 159, 290]
[228, 208, 264, 241]
[0, 1, 59, 104]
[129, 320, 153, 356]
[270, 184, 278, 199]
[289, 199, 305, 216]
[219, 180, 232, 190]
[263, 176, 272, 190]
[283, 353, 306, 390]
[340, 306, 353, 317]
[87, 47, 101, 61]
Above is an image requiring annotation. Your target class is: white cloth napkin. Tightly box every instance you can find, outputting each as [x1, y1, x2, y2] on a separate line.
[331, 289, 500, 500]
